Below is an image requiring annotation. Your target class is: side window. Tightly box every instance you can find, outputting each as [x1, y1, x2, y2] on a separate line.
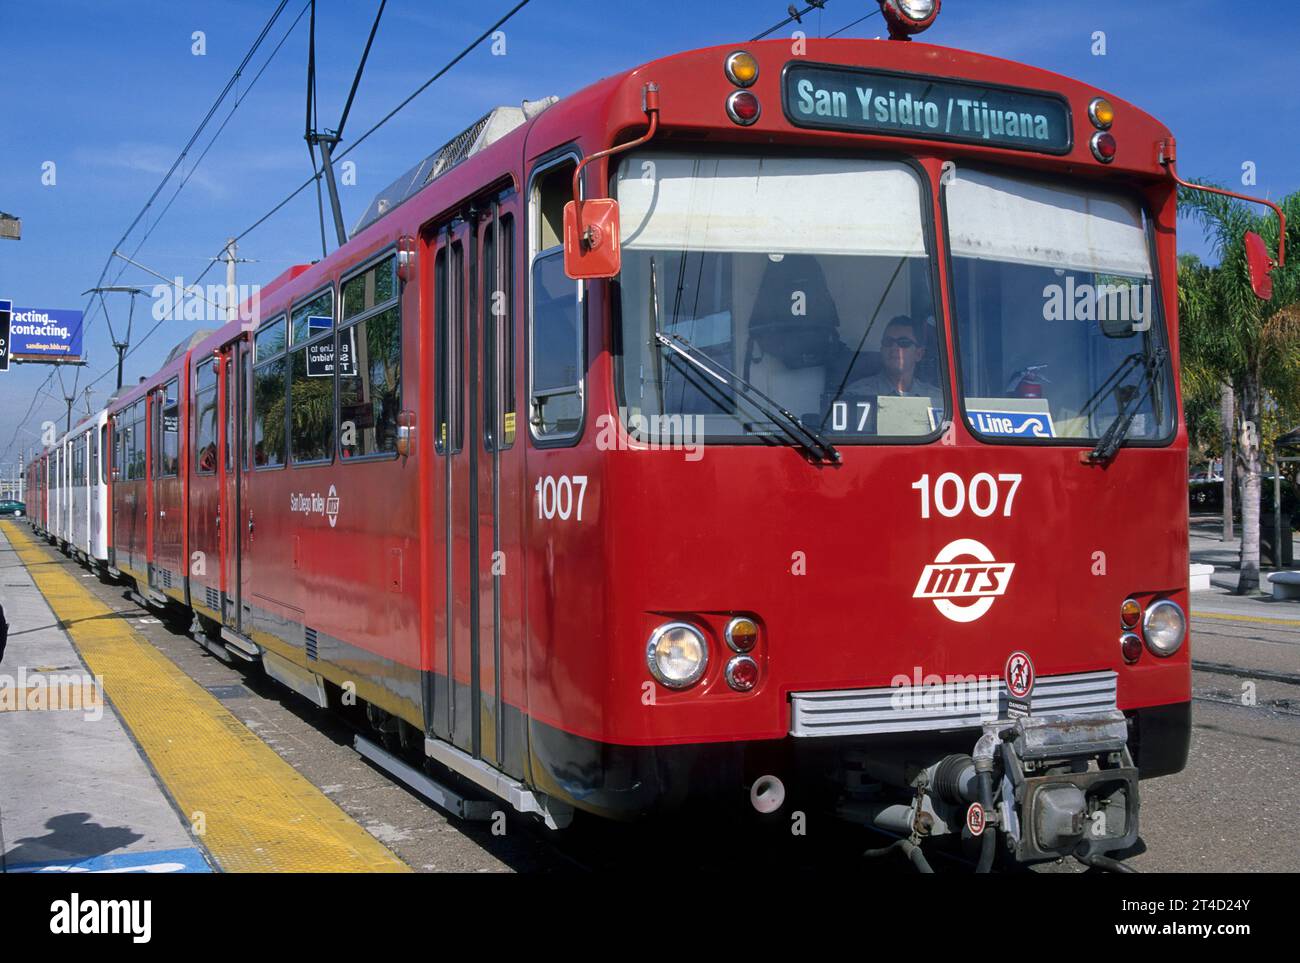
[483, 211, 516, 450]
[435, 245, 450, 453]
[195, 359, 219, 475]
[101, 425, 109, 484]
[253, 316, 287, 468]
[529, 160, 583, 439]
[241, 351, 252, 471]
[225, 357, 234, 473]
[167, 380, 181, 475]
[131, 402, 146, 480]
[290, 288, 335, 464]
[339, 255, 401, 459]
[160, 378, 180, 477]
[434, 240, 462, 455]
[124, 410, 133, 481]
[112, 420, 123, 481]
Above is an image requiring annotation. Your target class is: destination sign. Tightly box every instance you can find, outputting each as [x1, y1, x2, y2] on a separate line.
[783, 64, 1072, 154]
[307, 329, 357, 378]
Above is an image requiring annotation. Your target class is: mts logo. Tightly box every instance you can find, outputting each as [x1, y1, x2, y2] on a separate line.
[913, 538, 1015, 623]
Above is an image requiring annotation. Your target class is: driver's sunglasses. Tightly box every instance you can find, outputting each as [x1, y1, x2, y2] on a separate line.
[881, 336, 918, 349]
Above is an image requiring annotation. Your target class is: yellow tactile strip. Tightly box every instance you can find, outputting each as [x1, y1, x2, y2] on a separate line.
[2, 522, 410, 873]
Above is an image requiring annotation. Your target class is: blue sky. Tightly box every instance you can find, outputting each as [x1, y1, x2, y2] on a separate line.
[1, 0, 1297, 464]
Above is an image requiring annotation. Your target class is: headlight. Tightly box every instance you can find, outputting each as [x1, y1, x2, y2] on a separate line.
[897, 0, 936, 19]
[1143, 600, 1186, 656]
[881, 0, 941, 35]
[647, 622, 709, 688]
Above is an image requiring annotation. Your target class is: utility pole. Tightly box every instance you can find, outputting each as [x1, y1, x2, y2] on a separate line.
[215, 238, 252, 322]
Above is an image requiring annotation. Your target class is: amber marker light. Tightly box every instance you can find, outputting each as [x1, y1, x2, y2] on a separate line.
[724, 616, 759, 653]
[1120, 598, 1141, 629]
[725, 51, 759, 87]
[1088, 97, 1115, 129]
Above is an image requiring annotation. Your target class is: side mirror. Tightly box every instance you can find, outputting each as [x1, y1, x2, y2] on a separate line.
[559, 81, 659, 282]
[563, 198, 621, 280]
[1245, 230, 1276, 300]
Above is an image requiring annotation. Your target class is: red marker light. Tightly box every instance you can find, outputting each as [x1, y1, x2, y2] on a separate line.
[726, 90, 761, 126]
[726, 656, 760, 691]
[1120, 633, 1142, 664]
[1090, 131, 1117, 163]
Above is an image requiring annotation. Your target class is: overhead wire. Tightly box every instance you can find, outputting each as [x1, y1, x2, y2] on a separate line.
[57, 3, 311, 409]
[183, 0, 535, 294]
[78, 0, 535, 400]
[3, 1, 298, 462]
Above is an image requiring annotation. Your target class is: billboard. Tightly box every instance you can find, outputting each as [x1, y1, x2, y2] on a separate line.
[7, 305, 84, 358]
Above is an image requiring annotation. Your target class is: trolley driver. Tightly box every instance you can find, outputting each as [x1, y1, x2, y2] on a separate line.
[844, 315, 941, 434]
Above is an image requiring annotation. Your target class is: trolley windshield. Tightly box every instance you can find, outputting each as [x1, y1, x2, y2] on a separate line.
[614, 152, 943, 445]
[945, 168, 1175, 444]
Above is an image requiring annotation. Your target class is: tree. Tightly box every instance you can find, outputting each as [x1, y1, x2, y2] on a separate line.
[1178, 254, 1233, 537]
[1179, 187, 1300, 592]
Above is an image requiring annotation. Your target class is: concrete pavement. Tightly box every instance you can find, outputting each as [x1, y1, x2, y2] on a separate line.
[0, 528, 210, 872]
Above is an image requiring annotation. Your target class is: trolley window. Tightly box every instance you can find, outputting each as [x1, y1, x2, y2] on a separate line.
[483, 212, 516, 450]
[339, 254, 401, 459]
[614, 152, 943, 445]
[157, 378, 180, 477]
[434, 243, 462, 454]
[195, 359, 219, 474]
[530, 159, 583, 440]
[945, 168, 1174, 444]
[112, 419, 123, 482]
[289, 287, 335, 465]
[253, 315, 288, 468]
[130, 402, 146, 480]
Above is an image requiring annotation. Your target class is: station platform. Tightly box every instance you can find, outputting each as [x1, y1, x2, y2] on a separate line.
[0, 522, 409, 873]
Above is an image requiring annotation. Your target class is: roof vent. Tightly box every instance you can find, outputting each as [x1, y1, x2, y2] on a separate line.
[165, 329, 218, 365]
[351, 97, 557, 236]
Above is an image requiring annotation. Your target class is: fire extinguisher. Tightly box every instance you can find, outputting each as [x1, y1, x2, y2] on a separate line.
[1006, 364, 1049, 399]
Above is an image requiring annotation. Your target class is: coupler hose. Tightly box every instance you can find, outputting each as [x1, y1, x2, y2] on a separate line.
[972, 728, 1001, 874]
[1077, 851, 1139, 874]
[975, 769, 996, 873]
[863, 838, 935, 874]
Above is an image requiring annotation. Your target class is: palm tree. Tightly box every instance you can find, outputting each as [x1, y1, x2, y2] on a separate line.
[1178, 255, 1235, 538]
[1179, 187, 1300, 593]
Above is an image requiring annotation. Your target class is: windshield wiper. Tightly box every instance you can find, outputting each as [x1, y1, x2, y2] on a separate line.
[648, 257, 840, 464]
[654, 330, 841, 464]
[1088, 346, 1168, 463]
